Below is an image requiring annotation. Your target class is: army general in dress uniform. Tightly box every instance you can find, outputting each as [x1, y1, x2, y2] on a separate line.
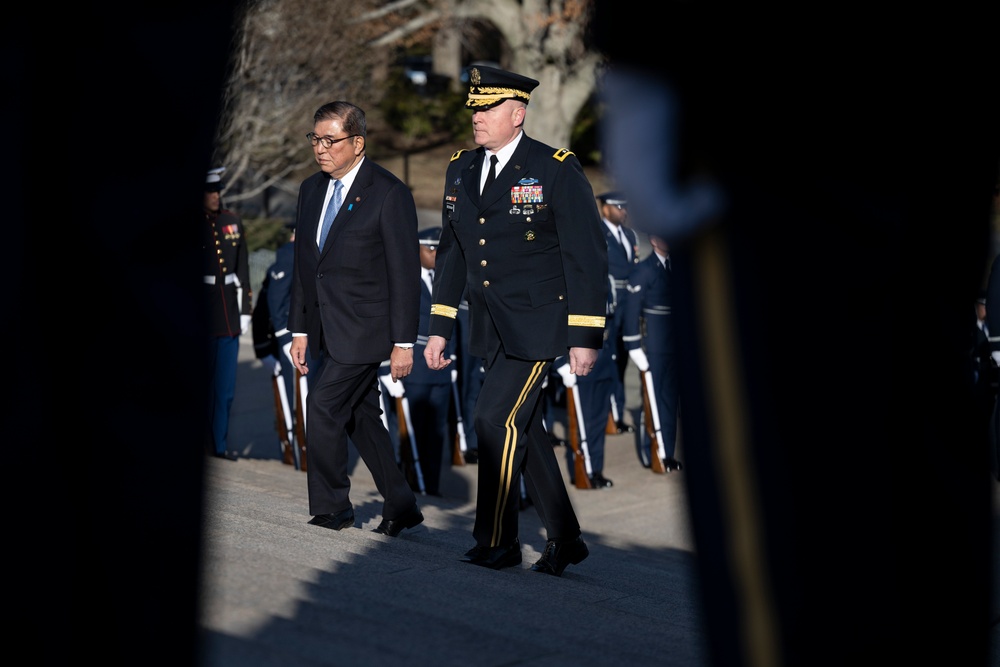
[424, 65, 609, 577]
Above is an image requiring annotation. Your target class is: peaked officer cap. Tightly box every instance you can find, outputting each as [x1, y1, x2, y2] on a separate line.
[465, 65, 539, 110]
[205, 166, 226, 192]
[418, 226, 442, 247]
[597, 191, 627, 207]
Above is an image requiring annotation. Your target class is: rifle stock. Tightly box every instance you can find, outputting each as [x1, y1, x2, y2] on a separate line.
[605, 410, 618, 435]
[396, 395, 426, 494]
[565, 385, 593, 489]
[641, 370, 667, 474]
[294, 369, 308, 472]
[271, 372, 295, 467]
[450, 378, 466, 466]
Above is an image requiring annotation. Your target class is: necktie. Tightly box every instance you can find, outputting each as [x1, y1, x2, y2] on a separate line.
[618, 228, 630, 260]
[318, 179, 343, 250]
[483, 154, 498, 193]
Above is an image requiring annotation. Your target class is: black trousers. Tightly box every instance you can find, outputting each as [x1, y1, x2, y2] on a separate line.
[305, 355, 416, 519]
[472, 354, 581, 548]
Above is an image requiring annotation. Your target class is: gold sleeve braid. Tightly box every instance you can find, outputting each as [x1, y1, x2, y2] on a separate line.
[568, 314, 605, 328]
[431, 304, 458, 319]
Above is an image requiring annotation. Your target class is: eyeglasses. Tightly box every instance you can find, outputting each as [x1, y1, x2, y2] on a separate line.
[306, 132, 358, 149]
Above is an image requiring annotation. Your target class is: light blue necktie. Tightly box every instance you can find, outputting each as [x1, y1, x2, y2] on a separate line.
[318, 179, 343, 250]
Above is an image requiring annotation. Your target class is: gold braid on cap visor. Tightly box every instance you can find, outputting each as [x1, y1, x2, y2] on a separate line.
[467, 87, 532, 107]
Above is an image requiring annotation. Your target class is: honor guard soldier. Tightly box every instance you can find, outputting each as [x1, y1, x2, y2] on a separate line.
[401, 227, 455, 496]
[424, 65, 609, 576]
[557, 273, 619, 487]
[623, 233, 681, 471]
[203, 166, 252, 461]
[597, 191, 639, 434]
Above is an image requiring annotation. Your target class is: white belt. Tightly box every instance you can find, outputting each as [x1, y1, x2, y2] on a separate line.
[203, 274, 240, 286]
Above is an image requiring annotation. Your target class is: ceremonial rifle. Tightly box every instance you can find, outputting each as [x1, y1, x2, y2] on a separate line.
[640, 370, 667, 474]
[293, 368, 308, 472]
[270, 364, 295, 467]
[450, 373, 468, 466]
[606, 396, 621, 435]
[396, 395, 426, 494]
[564, 384, 594, 489]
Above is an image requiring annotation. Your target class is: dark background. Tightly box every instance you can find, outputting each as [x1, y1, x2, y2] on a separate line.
[6, 5, 241, 661]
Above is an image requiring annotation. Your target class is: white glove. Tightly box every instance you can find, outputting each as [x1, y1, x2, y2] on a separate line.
[556, 363, 577, 388]
[240, 314, 252, 335]
[380, 374, 405, 398]
[629, 348, 650, 372]
[451, 369, 458, 383]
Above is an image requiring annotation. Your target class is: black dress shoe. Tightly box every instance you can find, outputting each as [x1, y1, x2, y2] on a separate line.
[460, 539, 522, 569]
[663, 457, 683, 472]
[212, 450, 238, 461]
[464, 449, 479, 464]
[589, 473, 613, 488]
[307, 507, 355, 530]
[614, 421, 635, 434]
[372, 505, 424, 537]
[531, 537, 589, 576]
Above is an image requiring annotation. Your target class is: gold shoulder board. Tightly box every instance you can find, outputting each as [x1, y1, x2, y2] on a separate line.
[450, 149, 468, 162]
[552, 148, 575, 162]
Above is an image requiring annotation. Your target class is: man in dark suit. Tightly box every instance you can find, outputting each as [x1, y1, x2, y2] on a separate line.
[288, 101, 424, 537]
[424, 66, 609, 576]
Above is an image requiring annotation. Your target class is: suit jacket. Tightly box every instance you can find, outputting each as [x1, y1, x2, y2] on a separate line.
[288, 157, 420, 363]
[429, 135, 608, 360]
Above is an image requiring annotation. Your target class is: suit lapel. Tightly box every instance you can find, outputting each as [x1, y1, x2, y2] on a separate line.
[303, 176, 327, 257]
[319, 159, 372, 257]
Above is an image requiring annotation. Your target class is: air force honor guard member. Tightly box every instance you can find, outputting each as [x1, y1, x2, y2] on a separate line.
[423, 65, 609, 577]
[203, 166, 252, 461]
[623, 233, 681, 471]
[597, 191, 639, 435]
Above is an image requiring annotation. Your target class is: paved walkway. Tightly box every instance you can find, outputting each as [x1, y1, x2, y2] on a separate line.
[200, 332, 705, 666]
[200, 329, 1000, 667]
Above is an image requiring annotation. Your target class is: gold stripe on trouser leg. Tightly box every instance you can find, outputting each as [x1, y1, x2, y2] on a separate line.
[696, 227, 781, 667]
[490, 360, 546, 546]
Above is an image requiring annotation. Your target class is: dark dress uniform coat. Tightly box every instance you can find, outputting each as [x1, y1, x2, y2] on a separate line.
[429, 138, 608, 357]
[202, 208, 252, 337]
[428, 134, 608, 549]
[605, 221, 639, 422]
[623, 252, 679, 461]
